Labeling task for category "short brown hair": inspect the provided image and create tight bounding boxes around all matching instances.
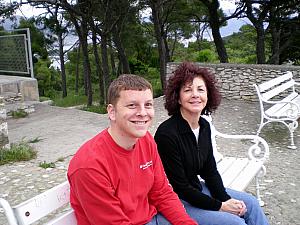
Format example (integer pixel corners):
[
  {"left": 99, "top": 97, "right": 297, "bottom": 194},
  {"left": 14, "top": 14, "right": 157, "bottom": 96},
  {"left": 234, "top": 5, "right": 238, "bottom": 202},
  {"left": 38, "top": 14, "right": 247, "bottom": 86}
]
[
  {"left": 107, "top": 74, "right": 153, "bottom": 105},
  {"left": 164, "top": 62, "right": 221, "bottom": 116}
]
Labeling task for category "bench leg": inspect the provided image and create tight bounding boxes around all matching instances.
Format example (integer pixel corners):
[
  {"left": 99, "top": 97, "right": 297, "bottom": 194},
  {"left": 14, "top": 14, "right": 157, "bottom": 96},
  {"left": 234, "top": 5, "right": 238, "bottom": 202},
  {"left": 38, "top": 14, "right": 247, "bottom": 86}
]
[
  {"left": 287, "top": 121, "right": 298, "bottom": 149},
  {"left": 255, "top": 166, "right": 266, "bottom": 207}
]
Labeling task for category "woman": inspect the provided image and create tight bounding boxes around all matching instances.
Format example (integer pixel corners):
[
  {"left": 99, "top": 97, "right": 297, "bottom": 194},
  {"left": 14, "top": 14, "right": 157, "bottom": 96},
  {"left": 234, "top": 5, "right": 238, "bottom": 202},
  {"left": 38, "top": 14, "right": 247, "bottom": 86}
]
[{"left": 154, "top": 62, "right": 269, "bottom": 225}]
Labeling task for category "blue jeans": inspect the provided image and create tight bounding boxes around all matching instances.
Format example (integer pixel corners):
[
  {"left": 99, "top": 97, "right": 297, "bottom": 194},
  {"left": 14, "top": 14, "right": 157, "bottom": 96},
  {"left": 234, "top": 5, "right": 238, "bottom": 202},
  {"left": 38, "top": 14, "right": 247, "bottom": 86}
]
[
  {"left": 182, "top": 182, "right": 269, "bottom": 225},
  {"left": 145, "top": 213, "right": 171, "bottom": 225}
]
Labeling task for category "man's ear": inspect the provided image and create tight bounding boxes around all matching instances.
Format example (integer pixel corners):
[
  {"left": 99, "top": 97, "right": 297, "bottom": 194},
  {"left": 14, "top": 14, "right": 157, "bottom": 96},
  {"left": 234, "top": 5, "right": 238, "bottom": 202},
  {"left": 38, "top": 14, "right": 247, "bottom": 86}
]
[{"left": 107, "top": 104, "right": 116, "bottom": 121}]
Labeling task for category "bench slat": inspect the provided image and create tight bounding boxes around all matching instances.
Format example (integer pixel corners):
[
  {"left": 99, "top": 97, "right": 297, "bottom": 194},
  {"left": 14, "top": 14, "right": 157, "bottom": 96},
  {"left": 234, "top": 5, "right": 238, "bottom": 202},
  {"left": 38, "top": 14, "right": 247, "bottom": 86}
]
[
  {"left": 261, "top": 80, "right": 295, "bottom": 101},
  {"left": 216, "top": 157, "right": 236, "bottom": 175},
  {"left": 265, "top": 92, "right": 298, "bottom": 117},
  {"left": 228, "top": 160, "right": 264, "bottom": 191},
  {"left": 219, "top": 158, "right": 249, "bottom": 188},
  {"left": 259, "top": 72, "right": 293, "bottom": 92},
  {"left": 45, "top": 210, "right": 76, "bottom": 225},
  {"left": 271, "top": 95, "right": 300, "bottom": 118},
  {"left": 13, "top": 181, "right": 70, "bottom": 225}
]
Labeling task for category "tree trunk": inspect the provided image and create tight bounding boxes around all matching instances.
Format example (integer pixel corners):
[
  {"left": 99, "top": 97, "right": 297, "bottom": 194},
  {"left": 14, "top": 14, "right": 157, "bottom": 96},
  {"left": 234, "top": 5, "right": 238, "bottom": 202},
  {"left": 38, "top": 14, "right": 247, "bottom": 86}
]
[
  {"left": 92, "top": 29, "right": 105, "bottom": 105},
  {"left": 150, "top": 0, "right": 167, "bottom": 90},
  {"left": 58, "top": 33, "right": 67, "bottom": 98},
  {"left": 75, "top": 43, "right": 80, "bottom": 95},
  {"left": 256, "top": 24, "right": 266, "bottom": 64},
  {"left": 112, "top": 26, "right": 130, "bottom": 74},
  {"left": 269, "top": 25, "right": 280, "bottom": 64},
  {"left": 101, "top": 34, "right": 110, "bottom": 104},
  {"left": 205, "top": 0, "right": 228, "bottom": 63},
  {"left": 110, "top": 43, "right": 117, "bottom": 76},
  {"left": 71, "top": 15, "right": 93, "bottom": 106}
]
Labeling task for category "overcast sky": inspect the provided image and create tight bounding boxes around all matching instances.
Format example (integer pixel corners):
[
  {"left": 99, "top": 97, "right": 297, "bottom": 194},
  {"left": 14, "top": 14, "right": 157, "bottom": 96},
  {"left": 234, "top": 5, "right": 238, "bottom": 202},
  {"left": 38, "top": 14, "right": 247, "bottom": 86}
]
[{"left": 7, "top": 0, "right": 237, "bottom": 18}]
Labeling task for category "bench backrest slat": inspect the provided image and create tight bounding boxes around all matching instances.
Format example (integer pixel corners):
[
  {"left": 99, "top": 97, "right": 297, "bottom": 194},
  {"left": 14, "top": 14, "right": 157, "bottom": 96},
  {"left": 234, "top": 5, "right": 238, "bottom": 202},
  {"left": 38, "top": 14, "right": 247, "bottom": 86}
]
[
  {"left": 261, "top": 79, "right": 294, "bottom": 101},
  {"left": 258, "top": 72, "right": 293, "bottom": 92},
  {"left": 13, "top": 181, "right": 70, "bottom": 225},
  {"left": 45, "top": 210, "right": 76, "bottom": 225}
]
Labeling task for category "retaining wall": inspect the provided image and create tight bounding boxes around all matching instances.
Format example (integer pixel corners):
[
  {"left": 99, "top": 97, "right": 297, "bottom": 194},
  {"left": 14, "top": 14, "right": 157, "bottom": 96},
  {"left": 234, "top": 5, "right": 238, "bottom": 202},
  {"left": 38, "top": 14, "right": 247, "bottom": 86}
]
[{"left": 166, "top": 63, "right": 300, "bottom": 101}]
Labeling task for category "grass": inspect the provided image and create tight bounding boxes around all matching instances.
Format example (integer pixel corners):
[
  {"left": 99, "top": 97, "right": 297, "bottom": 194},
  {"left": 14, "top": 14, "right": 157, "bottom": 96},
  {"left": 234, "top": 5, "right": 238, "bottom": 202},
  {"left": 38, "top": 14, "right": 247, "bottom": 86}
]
[
  {"left": 81, "top": 104, "right": 107, "bottom": 114},
  {"left": 39, "top": 161, "right": 56, "bottom": 169},
  {"left": 10, "top": 109, "right": 28, "bottom": 119},
  {"left": 53, "top": 94, "right": 88, "bottom": 107},
  {"left": 0, "top": 141, "right": 37, "bottom": 165},
  {"left": 39, "top": 96, "right": 51, "bottom": 102},
  {"left": 27, "top": 136, "right": 43, "bottom": 143}
]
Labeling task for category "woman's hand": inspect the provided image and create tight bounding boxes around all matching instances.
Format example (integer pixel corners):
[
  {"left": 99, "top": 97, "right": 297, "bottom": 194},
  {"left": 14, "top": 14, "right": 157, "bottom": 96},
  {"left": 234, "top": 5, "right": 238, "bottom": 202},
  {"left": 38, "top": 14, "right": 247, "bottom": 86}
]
[{"left": 220, "top": 198, "right": 247, "bottom": 217}]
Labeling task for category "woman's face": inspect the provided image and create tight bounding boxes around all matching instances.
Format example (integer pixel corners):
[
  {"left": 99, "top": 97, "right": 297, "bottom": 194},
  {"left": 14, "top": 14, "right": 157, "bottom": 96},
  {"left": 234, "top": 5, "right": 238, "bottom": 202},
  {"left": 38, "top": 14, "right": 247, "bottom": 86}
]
[{"left": 179, "top": 76, "right": 208, "bottom": 116}]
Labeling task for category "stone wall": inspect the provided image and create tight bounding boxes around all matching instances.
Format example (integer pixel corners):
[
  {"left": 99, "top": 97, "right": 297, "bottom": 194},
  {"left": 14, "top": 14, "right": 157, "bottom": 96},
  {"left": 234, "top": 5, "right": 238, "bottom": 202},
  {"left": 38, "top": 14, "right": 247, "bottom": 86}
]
[{"left": 166, "top": 62, "right": 300, "bottom": 101}]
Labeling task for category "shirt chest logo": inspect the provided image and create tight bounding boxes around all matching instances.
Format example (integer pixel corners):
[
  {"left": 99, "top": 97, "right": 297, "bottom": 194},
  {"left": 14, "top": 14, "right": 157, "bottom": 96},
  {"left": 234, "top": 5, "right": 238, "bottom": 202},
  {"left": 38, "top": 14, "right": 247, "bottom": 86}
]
[{"left": 139, "top": 160, "right": 153, "bottom": 170}]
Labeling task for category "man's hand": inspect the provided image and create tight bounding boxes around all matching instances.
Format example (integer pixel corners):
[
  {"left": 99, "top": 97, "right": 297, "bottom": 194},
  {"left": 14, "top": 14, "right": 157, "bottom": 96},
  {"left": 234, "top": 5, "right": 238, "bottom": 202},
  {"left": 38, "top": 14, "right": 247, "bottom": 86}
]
[{"left": 220, "top": 198, "right": 247, "bottom": 217}]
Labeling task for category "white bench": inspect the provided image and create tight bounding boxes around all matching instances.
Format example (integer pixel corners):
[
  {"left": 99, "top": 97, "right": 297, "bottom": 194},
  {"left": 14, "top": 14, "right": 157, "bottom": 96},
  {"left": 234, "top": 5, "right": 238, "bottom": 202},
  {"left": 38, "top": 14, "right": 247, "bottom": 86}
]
[
  {"left": 254, "top": 71, "right": 300, "bottom": 149},
  {"left": 0, "top": 120, "right": 270, "bottom": 224},
  {"left": 203, "top": 116, "right": 270, "bottom": 206}
]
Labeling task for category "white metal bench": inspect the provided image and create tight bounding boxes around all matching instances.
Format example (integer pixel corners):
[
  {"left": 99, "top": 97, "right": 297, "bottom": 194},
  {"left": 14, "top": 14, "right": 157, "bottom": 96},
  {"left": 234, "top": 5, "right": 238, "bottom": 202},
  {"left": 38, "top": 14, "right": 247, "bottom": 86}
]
[
  {"left": 0, "top": 118, "right": 270, "bottom": 224},
  {"left": 203, "top": 115, "right": 269, "bottom": 206},
  {"left": 0, "top": 181, "right": 76, "bottom": 225},
  {"left": 254, "top": 71, "right": 300, "bottom": 149}
]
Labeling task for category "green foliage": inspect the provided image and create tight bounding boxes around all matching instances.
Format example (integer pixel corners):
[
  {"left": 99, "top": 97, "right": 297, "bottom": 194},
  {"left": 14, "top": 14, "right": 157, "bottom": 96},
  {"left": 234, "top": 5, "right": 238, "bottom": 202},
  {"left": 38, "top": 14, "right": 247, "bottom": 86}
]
[
  {"left": 39, "top": 96, "right": 51, "bottom": 102},
  {"left": 129, "top": 58, "right": 149, "bottom": 75},
  {"left": 10, "top": 109, "right": 28, "bottom": 118},
  {"left": 17, "top": 18, "right": 52, "bottom": 60},
  {"left": 196, "top": 49, "right": 217, "bottom": 62},
  {"left": 39, "top": 161, "right": 56, "bottom": 169},
  {"left": 224, "top": 25, "right": 257, "bottom": 63},
  {"left": 0, "top": 141, "right": 37, "bottom": 165},
  {"left": 81, "top": 104, "right": 107, "bottom": 114},
  {"left": 52, "top": 93, "right": 88, "bottom": 107},
  {"left": 57, "top": 157, "right": 65, "bottom": 162},
  {"left": 34, "top": 58, "right": 61, "bottom": 97}
]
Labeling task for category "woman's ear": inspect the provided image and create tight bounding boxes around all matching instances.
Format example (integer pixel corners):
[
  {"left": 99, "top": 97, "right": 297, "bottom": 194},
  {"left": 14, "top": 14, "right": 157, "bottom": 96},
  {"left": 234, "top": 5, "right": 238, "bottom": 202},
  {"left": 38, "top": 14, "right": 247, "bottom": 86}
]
[{"left": 107, "top": 104, "right": 115, "bottom": 121}]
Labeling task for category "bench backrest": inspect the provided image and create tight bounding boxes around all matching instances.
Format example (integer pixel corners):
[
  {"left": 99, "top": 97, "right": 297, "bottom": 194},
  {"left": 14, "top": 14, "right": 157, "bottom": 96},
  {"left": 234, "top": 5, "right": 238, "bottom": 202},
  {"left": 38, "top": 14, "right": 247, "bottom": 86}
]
[
  {"left": 202, "top": 115, "right": 223, "bottom": 163},
  {"left": 255, "top": 71, "right": 295, "bottom": 101},
  {"left": 1, "top": 181, "right": 77, "bottom": 225}
]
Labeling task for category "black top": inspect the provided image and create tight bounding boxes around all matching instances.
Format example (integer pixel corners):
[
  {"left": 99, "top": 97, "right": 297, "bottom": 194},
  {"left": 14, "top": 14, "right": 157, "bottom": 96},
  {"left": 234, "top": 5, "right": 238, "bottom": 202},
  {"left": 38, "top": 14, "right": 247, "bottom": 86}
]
[{"left": 154, "top": 112, "right": 231, "bottom": 211}]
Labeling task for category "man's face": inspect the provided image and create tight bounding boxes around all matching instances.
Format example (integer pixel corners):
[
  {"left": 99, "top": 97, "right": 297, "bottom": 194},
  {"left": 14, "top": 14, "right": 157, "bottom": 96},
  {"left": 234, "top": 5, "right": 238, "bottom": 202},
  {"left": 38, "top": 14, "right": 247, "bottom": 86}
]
[{"left": 108, "top": 89, "right": 154, "bottom": 140}]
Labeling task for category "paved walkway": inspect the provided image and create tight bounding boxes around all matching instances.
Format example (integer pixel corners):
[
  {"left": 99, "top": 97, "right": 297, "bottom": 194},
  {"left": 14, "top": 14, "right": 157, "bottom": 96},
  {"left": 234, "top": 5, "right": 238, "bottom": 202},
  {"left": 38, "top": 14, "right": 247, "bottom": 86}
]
[{"left": 0, "top": 97, "right": 299, "bottom": 225}]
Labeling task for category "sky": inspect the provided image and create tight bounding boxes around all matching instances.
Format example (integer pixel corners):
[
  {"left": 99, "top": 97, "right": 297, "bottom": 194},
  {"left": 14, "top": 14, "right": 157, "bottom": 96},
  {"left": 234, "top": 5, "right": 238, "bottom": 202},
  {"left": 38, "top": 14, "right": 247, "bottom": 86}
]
[{"left": 6, "top": 0, "right": 237, "bottom": 18}]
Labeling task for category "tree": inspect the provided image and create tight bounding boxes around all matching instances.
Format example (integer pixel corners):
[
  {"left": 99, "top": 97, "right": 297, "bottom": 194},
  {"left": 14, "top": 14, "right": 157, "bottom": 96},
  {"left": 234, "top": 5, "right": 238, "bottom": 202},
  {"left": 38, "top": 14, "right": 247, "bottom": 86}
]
[{"left": 40, "top": 4, "right": 74, "bottom": 98}]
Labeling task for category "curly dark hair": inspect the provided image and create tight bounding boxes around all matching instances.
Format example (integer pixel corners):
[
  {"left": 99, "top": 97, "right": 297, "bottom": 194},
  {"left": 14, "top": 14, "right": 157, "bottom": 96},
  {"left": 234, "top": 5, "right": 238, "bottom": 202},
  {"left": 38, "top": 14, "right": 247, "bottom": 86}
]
[{"left": 164, "top": 62, "right": 221, "bottom": 116}]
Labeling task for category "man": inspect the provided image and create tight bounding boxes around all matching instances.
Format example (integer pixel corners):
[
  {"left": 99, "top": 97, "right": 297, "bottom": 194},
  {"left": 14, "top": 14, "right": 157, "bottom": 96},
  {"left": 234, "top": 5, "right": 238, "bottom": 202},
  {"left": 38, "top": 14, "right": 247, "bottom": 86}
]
[{"left": 67, "top": 74, "right": 197, "bottom": 225}]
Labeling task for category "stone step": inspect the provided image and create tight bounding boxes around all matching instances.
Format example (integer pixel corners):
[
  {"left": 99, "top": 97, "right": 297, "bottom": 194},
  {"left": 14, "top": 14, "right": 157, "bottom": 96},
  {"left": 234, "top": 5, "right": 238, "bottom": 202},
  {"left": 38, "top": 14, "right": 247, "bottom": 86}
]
[{"left": 5, "top": 101, "right": 38, "bottom": 115}]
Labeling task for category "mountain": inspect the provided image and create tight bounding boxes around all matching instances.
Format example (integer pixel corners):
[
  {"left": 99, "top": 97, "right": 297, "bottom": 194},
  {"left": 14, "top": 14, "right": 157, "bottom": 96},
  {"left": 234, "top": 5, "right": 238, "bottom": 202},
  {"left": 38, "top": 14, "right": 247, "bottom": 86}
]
[{"left": 220, "top": 18, "right": 250, "bottom": 37}]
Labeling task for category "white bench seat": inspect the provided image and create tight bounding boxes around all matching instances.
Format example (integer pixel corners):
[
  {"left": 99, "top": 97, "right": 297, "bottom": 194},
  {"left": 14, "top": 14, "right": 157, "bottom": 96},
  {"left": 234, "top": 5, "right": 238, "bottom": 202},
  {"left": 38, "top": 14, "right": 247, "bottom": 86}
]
[
  {"left": 254, "top": 71, "right": 300, "bottom": 149},
  {"left": 218, "top": 157, "right": 264, "bottom": 191}
]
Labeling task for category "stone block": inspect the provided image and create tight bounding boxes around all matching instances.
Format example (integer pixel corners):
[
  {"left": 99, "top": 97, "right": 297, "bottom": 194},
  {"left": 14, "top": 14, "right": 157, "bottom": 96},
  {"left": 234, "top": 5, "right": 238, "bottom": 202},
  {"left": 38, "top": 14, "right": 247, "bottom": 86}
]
[{"left": 19, "top": 79, "right": 39, "bottom": 101}]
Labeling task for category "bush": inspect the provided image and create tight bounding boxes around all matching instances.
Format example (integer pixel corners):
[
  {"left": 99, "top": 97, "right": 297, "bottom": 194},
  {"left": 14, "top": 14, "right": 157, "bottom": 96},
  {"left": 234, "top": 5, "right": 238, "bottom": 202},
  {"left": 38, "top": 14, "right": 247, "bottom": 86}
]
[
  {"left": 196, "top": 49, "right": 217, "bottom": 62},
  {"left": 0, "top": 141, "right": 37, "bottom": 165}
]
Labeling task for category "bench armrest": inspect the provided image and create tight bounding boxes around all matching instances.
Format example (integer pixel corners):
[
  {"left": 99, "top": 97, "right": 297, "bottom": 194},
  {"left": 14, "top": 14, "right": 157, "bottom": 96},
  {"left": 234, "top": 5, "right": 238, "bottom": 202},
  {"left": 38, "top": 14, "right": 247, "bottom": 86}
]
[
  {"left": 0, "top": 198, "right": 18, "bottom": 225},
  {"left": 214, "top": 129, "right": 270, "bottom": 162}
]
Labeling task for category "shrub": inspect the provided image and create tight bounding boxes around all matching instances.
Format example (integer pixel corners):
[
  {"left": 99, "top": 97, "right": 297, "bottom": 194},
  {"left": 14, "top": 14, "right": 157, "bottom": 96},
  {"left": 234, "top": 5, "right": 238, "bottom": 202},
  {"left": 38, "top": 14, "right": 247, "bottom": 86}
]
[{"left": 0, "top": 141, "right": 37, "bottom": 165}]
